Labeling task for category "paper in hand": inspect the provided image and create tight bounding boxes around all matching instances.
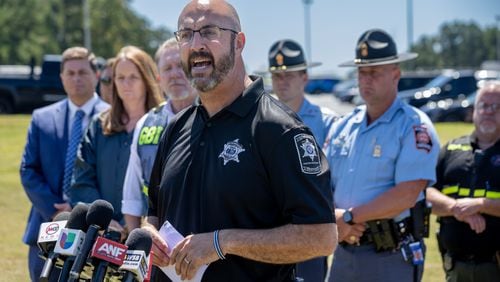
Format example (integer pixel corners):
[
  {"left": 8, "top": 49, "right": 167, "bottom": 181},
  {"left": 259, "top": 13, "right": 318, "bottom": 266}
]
[{"left": 158, "top": 221, "right": 208, "bottom": 282}]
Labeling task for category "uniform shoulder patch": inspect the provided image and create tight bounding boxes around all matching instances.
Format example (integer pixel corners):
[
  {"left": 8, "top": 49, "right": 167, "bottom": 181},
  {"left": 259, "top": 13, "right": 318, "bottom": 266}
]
[
  {"left": 413, "top": 125, "right": 432, "bottom": 152},
  {"left": 294, "top": 133, "right": 321, "bottom": 174}
]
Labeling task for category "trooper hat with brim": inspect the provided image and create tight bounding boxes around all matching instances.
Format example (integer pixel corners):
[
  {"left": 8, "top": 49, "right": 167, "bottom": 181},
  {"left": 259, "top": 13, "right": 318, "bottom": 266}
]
[
  {"left": 339, "top": 29, "right": 418, "bottom": 67},
  {"left": 268, "top": 39, "right": 321, "bottom": 73}
]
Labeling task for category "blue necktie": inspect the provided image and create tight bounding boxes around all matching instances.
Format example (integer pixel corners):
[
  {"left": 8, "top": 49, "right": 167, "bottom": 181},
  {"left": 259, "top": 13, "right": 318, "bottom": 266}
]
[{"left": 62, "top": 109, "right": 85, "bottom": 200}]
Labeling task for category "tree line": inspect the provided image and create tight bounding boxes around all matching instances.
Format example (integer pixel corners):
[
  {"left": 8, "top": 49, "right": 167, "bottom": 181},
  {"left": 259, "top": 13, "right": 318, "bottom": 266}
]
[
  {"left": 407, "top": 21, "right": 498, "bottom": 70},
  {"left": 0, "top": 1, "right": 498, "bottom": 70},
  {"left": 0, "top": 0, "right": 172, "bottom": 65}
]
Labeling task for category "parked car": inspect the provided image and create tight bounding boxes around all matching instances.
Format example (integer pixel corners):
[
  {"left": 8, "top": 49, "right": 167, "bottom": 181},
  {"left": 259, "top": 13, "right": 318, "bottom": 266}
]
[
  {"left": 332, "top": 78, "right": 358, "bottom": 102},
  {"left": 398, "top": 71, "right": 437, "bottom": 91},
  {"left": 399, "top": 69, "right": 477, "bottom": 108},
  {"left": 421, "top": 90, "right": 475, "bottom": 122},
  {"left": 0, "top": 55, "right": 64, "bottom": 113},
  {"left": 304, "top": 75, "right": 341, "bottom": 94},
  {"left": 475, "top": 69, "right": 500, "bottom": 87}
]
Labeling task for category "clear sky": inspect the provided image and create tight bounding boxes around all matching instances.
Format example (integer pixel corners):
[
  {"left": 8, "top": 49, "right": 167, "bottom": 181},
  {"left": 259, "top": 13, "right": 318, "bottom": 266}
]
[{"left": 131, "top": 0, "right": 500, "bottom": 78}]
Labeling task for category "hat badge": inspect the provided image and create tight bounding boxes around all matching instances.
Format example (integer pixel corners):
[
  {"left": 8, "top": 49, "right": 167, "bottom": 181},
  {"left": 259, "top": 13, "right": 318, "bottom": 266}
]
[
  {"left": 360, "top": 43, "right": 368, "bottom": 57},
  {"left": 275, "top": 53, "right": 284, "bottom": 66}
]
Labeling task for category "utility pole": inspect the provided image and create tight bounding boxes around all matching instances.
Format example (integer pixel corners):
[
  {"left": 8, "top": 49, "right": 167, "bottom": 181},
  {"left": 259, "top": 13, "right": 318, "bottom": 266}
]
[
  {"left": 406, "top": 0, "right": 414, "bottom": 52},
  {"left": 496, "top": 15, "right": 500, "bottom": 61},
  {"left": 303, "top": 0, "right": 313, "bottom": 62},
  {"left": 83, "top": 0, "right": 91, "bottom": 50},
  {"left": 406, "top": 0, "right": 414, "bottom": 69}
]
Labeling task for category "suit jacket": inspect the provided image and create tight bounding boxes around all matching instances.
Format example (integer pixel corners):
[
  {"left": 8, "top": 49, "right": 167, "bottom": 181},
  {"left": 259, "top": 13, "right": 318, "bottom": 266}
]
[{"left": 20, "top": 98, "right": 109, "bottom": 245}]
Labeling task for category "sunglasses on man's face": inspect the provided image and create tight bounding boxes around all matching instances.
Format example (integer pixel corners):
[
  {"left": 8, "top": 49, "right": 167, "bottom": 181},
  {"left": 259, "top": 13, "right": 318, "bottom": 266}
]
[{"left": 100, "top": 77, "right": 112, "bottom": 85}]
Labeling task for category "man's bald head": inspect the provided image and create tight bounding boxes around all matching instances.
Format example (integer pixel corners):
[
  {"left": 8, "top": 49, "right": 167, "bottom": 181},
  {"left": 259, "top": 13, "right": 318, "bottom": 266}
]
[{"left": 178, "top": 0, "right": 241, "bottom": 31}]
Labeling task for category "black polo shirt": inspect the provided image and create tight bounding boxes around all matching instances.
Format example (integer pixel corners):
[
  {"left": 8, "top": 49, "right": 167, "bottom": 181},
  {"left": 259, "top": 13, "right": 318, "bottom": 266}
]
[
  {"left": 148, "top": 76, "right": 334, "bottom": 281},
  {"left": 434, "top": 134, "right": 500, "bottom": 257}
]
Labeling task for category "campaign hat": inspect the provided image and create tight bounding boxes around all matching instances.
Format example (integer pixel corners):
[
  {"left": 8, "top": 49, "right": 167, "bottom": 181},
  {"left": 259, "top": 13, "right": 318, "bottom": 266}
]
[
  {"left": 339, "top": 29, "right": 418, "bottom": 67},
  {"left": 268, "top": 39, "right": 321, "bottom": 73}
]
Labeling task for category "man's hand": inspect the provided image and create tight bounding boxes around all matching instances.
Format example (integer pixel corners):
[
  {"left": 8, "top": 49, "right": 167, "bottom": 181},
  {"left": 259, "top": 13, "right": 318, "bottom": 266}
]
[
  {"left": 462, "top": 213, "right": 486, "bottom": 234},
  {"left": 142, "top": 225, "right": 170, "bottom": 267},
  {"left": 169, "top": 232, "right": 219, "bottom": 280},
  {"left": 335, "top": 209, "right": 366, "bottom": 244},
  {"left": 53, "top": 202, "right": 71, "bottom": 219},
  {"left": 453, "top": 198, "right": 483, "bottom": 219},
  {"left": 342, "top": 223, "right": 366, "bottom": 245}
]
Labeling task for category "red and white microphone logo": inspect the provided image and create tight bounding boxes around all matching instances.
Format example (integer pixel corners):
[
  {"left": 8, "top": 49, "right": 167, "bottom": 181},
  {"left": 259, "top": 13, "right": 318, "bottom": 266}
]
[
  {"left": 91, "top": 237, "right": 128, "bottom": 266},
  {"left": 45, "top": 223, "right": 60, "bottom": 235}
]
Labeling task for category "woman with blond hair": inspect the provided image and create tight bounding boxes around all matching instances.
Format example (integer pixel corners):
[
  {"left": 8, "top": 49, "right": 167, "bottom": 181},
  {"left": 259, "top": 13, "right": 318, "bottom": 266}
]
[{"left": 71, "top": 46, "right": 163, "bottom": 234}]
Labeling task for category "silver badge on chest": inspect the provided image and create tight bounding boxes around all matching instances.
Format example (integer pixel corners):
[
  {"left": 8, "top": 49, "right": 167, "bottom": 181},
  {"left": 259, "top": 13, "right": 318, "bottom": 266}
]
[{"left": 219, "top": 139, "right": 246, "bottom": 166}]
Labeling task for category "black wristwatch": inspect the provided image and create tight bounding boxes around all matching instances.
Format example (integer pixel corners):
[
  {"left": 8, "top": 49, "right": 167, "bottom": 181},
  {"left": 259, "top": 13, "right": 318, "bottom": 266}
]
[{"left": 343, "top": 210, "right": 355, "bottom": 225}]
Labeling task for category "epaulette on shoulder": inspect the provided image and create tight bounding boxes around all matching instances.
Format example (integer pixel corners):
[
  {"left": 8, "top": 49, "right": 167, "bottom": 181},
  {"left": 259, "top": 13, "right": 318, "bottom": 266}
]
[
  {"left": 449, "top": 135, "right": 471, "bottom": 145},
  {"left": 152, "top": 101, "right": 168, "bottom": 113},
  {"left": 400, "top": 103, "right": 429, "bottom": 124}
]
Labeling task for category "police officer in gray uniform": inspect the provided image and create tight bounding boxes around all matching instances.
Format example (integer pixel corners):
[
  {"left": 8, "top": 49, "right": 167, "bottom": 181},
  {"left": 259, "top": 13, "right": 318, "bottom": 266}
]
[{"left": 324, "top": 29, "right": 440, "bottom": 282}]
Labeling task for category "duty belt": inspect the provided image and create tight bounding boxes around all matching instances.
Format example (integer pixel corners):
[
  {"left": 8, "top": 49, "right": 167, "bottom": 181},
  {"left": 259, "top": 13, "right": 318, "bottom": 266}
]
[
  {"left": 339, "top": 233, "right": 373, "bottom": 247},
  {"left": 446, "top": 252, "right": 498, "bottom": 264},
  {"left": 340, "top": 218, "right": 413, "bottom": 252}
]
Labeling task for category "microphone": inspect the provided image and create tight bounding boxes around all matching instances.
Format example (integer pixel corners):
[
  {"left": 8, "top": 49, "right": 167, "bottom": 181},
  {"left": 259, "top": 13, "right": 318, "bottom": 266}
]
[
  {"left": 89, "top": 231, "right": 128, "bottom": 282},
  {"left": 119, "top": 229, "right": 153, "bottom": 282},
  {"left": 68, "top": 199, "right": 114, "bottom": 282},
  {"left": 37, "top": 212, "right": 69, "bottom": 256},
  {"left": 38, "top": 212, "right": 70, "bottom": 282},
  {"left": 55, "top": 203, "right": 90, "bottom": 282},
  {"left": 54, "top": 211, "right": 71, "bottom": 221}
]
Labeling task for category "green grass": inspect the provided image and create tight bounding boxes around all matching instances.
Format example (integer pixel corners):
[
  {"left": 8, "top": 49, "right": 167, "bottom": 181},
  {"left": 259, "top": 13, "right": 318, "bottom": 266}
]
[
  {"left": 0, "top": 116, "right": 474, "bottom": 282},
  {"left": 0, "top": 115, "right": 31, "bottom": 282}
]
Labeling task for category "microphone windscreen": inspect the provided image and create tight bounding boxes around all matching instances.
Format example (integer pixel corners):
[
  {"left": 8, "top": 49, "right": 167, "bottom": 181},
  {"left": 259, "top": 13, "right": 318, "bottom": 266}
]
[
  {"left": 125, "top": 229, "right": 153, "bottom": 256},
  {"left": 86, "top": 199, "right": 114, "bottom": 229},
  {"left": 53, "top": 211, "right": 71, "bottom": 221},
  {"left": 66, "top": 203, "right": 90, "bottom": 231}
]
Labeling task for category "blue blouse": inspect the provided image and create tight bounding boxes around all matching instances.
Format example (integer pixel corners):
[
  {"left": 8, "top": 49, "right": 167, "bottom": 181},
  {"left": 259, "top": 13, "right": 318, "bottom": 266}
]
[{"left": 70, "top": 113, "right": 133, "bottom": 223}]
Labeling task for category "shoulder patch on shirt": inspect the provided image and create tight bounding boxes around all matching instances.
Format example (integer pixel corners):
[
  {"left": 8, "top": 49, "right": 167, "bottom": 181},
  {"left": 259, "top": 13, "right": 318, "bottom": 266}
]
[
  {"left": 294, "top": 133, "right": 321, "bottom": 174},
  {"left": 219, "top": 139, "right": 246, "bottom": 166},
  {"left": 413, "top": 125, "right": 432, "bottom": 152}
]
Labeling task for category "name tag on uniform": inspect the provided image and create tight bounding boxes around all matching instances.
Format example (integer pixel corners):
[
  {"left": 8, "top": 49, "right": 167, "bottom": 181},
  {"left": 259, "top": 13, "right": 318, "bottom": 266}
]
[{"left": 373, "top": 144, "right": 381, "bottom": 158}]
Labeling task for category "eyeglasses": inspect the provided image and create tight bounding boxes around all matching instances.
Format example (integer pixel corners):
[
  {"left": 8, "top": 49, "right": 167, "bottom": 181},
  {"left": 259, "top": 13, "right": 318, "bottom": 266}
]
[
  {"left": 477, "top": 102, "right": 500, "bottom": 113},
  {"left": 174, "top": 26, "right": 238, "bottom": 43},
  {"left": 100, "top": 77, "right": 112, "bottom": 85}
]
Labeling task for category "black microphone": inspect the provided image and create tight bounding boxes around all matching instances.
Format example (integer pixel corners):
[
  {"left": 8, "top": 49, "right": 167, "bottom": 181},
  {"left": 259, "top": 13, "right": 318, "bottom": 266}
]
[
  {"left": 120, "top": 229, "right": 153, "bottom": 282},
  {"left": 68, "top": 199, "right": 114, "bottom": 282},
  {"left": 38, "top": 211, "right": 70, "bottom": 282},
  {"left": 56, "top": 203, "right": 90, "bottom": 282}
]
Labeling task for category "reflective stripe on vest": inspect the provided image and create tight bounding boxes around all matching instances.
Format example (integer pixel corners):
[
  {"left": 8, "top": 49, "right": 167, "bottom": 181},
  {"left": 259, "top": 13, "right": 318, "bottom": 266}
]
[
  {"left": 446, "top": 143, "right": 472, "bottom": 151},
  {"left": 442, "top": 185, "right": 500, "bottom": 199},
  {"left": 442, "top": 185, "right": 459, "bottom": 195}
]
